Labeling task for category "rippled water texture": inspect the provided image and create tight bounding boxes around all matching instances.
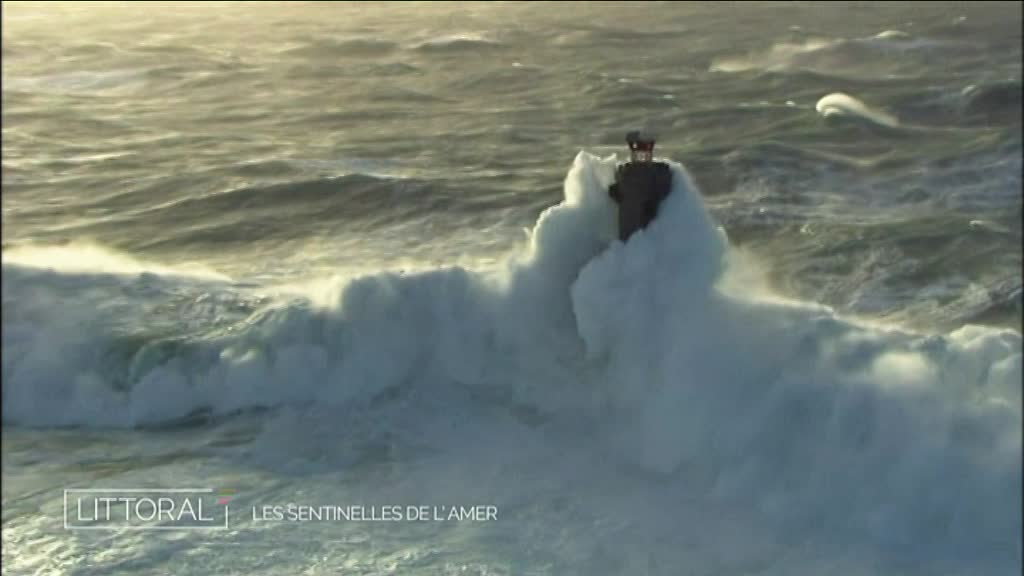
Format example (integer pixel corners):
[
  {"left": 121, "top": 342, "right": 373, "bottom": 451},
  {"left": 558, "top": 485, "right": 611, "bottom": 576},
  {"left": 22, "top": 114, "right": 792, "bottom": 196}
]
[{"left": 2, "top": 2, "right": 1021, "bottom": 575}]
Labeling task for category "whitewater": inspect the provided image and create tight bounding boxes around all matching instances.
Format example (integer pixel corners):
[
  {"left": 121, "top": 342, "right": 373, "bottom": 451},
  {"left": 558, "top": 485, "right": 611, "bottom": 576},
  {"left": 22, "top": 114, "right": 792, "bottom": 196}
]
[{"left": 3, "top": 152, "right": 1019, "bottom": 574}]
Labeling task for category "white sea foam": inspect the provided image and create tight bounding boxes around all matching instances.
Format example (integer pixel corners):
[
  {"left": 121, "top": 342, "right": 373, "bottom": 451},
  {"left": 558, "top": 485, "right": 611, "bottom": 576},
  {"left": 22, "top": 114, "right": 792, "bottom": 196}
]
[
  {"left": 710, "top": 31, "right": 948, "bottom": 77},
  {"left": 2, "top": 153, "right": 1019, "bottom": 569},
  {"left": 411, "top": 33, "right": 501, "bottom": 52},
  {"left": 710, "top": 38, "right": 840, "bottom": 73},
  {"left": 1, "top": 243, "right": 231, "bottom": 281},
  {"left": 816, "top": 92, "right": 900, "bottom": 128}
]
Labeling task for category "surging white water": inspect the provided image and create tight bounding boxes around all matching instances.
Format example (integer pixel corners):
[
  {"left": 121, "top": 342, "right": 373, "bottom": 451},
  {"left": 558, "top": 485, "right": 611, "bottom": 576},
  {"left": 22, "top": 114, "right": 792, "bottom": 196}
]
[{"left": 2, "top": 152, "right": 1020, "bottom": 573}]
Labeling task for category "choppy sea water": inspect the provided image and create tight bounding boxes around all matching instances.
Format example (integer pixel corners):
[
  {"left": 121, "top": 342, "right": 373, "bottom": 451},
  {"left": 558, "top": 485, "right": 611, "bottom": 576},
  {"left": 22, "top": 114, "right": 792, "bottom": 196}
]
[{"left": 2, "top": 2, "right": 1021, "bottom": 575}]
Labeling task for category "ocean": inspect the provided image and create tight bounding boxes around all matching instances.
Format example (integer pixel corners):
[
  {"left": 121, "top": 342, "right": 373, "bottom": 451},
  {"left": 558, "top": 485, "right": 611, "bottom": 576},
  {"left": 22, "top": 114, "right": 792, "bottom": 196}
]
[{"left": 2, "top": 1, "right": 1021, "bottom": 574}]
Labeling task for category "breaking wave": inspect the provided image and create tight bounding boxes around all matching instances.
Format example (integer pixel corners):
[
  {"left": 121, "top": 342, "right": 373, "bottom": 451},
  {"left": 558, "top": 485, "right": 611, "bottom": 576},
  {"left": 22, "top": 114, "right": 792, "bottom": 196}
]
[
  {"left": 411, "top": 33, "right": 502, "bottom": 53},
  {"left": 816, "top": 92, "right": 900, "bottom": 128},
  {"left": 710, "top": 30, "right": 966, "bottom": 78},
  {"left": 2, "top": 153, "right": 1020, "bottom": 569}
]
